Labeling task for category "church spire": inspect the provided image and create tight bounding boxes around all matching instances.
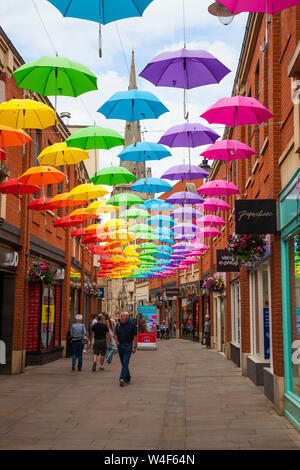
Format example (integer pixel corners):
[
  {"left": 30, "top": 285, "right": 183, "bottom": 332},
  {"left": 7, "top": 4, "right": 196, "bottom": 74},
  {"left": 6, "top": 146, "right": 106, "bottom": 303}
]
[{"left": 128, "top": 49, "right": 137, "bottom": 91}]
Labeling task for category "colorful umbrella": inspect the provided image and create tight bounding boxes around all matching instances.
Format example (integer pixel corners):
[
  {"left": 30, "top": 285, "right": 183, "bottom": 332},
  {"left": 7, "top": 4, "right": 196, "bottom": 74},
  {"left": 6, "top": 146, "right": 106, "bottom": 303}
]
[
  {"left": 118, "top": 142, "right": 171, "bottom": 162},
  {"left": 53, "top": 216, "right": 83, "bottom": 228},
  {"left": 200, "top": 140, "right": 256, "bottom": 161},
  {"left": 98, "top": 90, "right": 169, "bottom": 122},
  {"left": 70, "top": 228, "right": 85, "bottom": 238},
  {"left": 119, "top": 207, "right": 149, "bottom": 219},
  {"left": 136, "top": 242, "right": 158, "bottom": 250},
  {"left": 88, "top": 201, "right": 119, "bottom": 214},
  {"left": 0, "top": 99, "right": 55, "bottom": 129},
  {"left": 50, "top": 192, "right": 86, "bottom": 208},
  {"left": 0, "top": 179, "right": 41, "bottom": 195},
  {"left": 197, "top": 180, "right": 240, "bottom": 197},
  {"left": 67, "top": 183, "right": 108, "bottom": 201},
  {"left": 165, "top": 191, "right": 204, "bottom": 205},
  {"left": 196, "top": 215, "right": 226, "bottom": 227},
  {"left": 107, "top": 193, "right": 144, "bottom": 207},
  {"left": 158, "top": 123, "right": 220, "bottom": 148},
  {"left": 69, "top": 208, "right": 90, "bottom": 220},
  {"left": 196, "top": 227, "right": 221, "bottom": 237},
  {"left": 129, "top": 224, "right": 154, "bottom": 233},
  {"left": 174, "top": 223, "right": 200, "bottom": 234},
  {"left": 28, "top": 198, "right": 56, "bottom": 211},
  {"left": 170, "top": 207, "right": 203, "bottom": 220},
  {"left": 89, "top": 166, "right": 136, "bottom": 186},
  {"left": 195, "top": 197, "right": 231, "bottom": 212},
  {"left": 218, "top": 0, "right": 298, "bottom": 14},
  {"left": 66, "top": 126, "right": 124, "bottom": 150},
  {"left": 153, "top": 227, "right": 175, "bottom": 237},
  {"left": 38, "top": 142, "right": 89, "bottom": 166},
  {"left": 0, "top": 149, "right": 6, "bottom": 160},
  {"left": 161, "top": 164, "right": 208, "bottom": 181},
  {"left": 131, "top": 177, "right": 172, "bottom": 194},
  {"left": 0, "top": 125, "right": 32, "bottom": 147},
  {"left": 147, "top": 215, "right": 175, "bottom": 227},
  {"left": 18, "top": 166, "right": 66, "bottom": 186}
]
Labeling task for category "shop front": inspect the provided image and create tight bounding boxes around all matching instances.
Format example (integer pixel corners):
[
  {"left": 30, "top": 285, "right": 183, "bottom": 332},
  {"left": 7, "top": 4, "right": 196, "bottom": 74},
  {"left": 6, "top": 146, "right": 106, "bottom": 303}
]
[
  {"left": 230, "top": 277, "right": 241, "bottom": 367},
  {"left": 280, "top": 169, "right": 300, "bottom": 432},
  {"left": 179, "top": 282, "right": 200, "bottom": 342}
]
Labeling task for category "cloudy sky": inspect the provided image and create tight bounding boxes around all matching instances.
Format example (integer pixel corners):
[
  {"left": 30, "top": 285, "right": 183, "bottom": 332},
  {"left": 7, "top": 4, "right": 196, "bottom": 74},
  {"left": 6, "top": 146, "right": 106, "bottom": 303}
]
[{"left": 1, "top": 0, "right": 248, "bottom": 179}]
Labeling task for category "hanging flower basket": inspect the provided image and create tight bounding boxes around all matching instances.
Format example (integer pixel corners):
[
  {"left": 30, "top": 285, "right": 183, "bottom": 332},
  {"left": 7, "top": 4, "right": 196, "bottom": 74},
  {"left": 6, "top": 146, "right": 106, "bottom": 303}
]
[
  {"left": 85, "top": 282, "right": 99, "bottom": 297},
  {"left": 227, "top": 233, "right": 266, "bottom": 267},
  {"left": 203, "top": 277, "right": 224, "bottom": 293},
  {"left": 27, "top": 260, "right": 56, "bottom": 286},
  {"left": 187, "top": 292, "right": 198, "bottom": 302}
]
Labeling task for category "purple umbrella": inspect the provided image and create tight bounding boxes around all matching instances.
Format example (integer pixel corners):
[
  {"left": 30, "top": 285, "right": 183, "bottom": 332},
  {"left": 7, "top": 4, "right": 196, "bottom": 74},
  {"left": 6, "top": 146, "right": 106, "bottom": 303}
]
[
  {"left": 174, "top": 223, "right": 200, "bottom": 234},
  {"left": 170, "top": 207, "right": 203, "bottom": 220},
  {"left": 139, "top": 48, "right": 230, "bottom": 119},
  {"left": 161, "top": 164, "right": 208, "bottom": 181},
  {"left": 166, "top": 191, "right": 204, "bottom": 205},
  {"left": 158, "top": 123, "right": 220, "bottom": 148}
]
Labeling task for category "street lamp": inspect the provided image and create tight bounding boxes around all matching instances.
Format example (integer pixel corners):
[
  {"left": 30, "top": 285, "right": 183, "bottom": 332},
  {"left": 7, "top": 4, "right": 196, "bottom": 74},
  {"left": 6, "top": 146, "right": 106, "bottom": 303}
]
[
  {"left": 208, "top": 2, "right": 240, "bottom": 26},
  {"left": 200, "top": 157, "right": 211, "bottom": 173}
]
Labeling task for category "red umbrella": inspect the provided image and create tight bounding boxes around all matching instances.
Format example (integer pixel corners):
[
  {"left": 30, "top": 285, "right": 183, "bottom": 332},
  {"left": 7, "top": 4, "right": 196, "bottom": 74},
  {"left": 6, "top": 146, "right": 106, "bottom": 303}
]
[
  {"left": 53, "top": 217, "right": 83, "bottom": 228},
  {"left": 0, "top": 178, "right": 41, "bottom": 195},
  {"left": 88, "top": 246, "right": 108, "bottom": 256},
  {"left": 28, "top": 198, "right": 56, "bottom": 211},
  {"left": 82, "top": 235, "right": 103, "bottom": 245},
  {"left": 70, "top": 228, "right": 85, "bottom": 237},
  {"left": 0, "top": 149, "right": 6, "bottom": 161}
]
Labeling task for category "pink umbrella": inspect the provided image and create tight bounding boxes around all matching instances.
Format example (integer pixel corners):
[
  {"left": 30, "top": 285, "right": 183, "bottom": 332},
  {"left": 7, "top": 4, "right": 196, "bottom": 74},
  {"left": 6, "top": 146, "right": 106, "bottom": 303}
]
[
  {"left": 191, "top": 241, "right": 209, "bottom": 250},
  {"left": 197, "top": 227, "right": 221, "bottom": 237},
  {"left": 200, "top": 140, "right": 256, "bottom": 161},
  {"left": 183, "top": 257, "right": 199, "bottom": 265},
  {"left": 195, "top": 197, "right": 231, "bottom": 212},
  {"left": 196, "top": 215, "right": 226, "bottom": 227},
  {"left": 197, "top": 180, "right": 240, "bottom": 196},
  {"left": 188, "top": 249, "right": 205, "bottom": 256}
]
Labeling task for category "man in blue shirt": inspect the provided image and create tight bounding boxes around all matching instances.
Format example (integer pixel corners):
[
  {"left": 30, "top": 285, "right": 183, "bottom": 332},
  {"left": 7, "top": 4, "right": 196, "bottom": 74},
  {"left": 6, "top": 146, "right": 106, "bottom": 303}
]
[{"left": 116, "top": 311, "right": 137, "bottom": 387}]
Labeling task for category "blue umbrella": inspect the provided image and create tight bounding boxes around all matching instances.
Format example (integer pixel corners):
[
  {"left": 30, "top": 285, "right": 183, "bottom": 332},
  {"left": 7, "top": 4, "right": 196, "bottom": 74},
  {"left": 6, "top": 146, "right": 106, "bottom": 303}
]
[
  {"left": 155, "top": 259, "right": 171, "bottom": 265},
  {"left": 98, "top": 90, "right": 169, "bottom": 122},
  {"left": 147, "top": 215, "right": 175, "bottom": 227},
  {"left": 156, "top": 245, "right": 174, "bottom": 253},
  {"left": 158, "top": 237, "right": 174, "bottom": 244},
  {"left": 154, "top": 227, "right": 175, "bottom": 237},
  {"left": 131, "top": 177, "right": 172, "bottom": 194},
  {"left": 47, "top": 0, "right": 154, "bottom": 57},
  {"left": 118, "top": 142, "right": 171, "bottom": 162},
  {"left": 143, "top": 199, "right": 174, "bottom": 211},
  {"left": 154, "top": 252, "right": 172, "bottom": 260}
]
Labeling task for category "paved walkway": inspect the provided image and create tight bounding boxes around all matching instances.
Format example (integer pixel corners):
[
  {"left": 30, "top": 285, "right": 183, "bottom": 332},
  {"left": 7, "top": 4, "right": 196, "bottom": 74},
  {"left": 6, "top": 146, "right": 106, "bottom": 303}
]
[{"left": 0, "top": 339, "right": 300, "bottom": 450}]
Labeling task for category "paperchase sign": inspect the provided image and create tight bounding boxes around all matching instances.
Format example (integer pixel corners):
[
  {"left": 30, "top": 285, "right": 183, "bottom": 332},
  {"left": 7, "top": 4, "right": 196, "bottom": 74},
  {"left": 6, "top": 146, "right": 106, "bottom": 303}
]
[
  {"left": 235, "top": 199, "right": 277, "bottom": 234},
  {"left": 217, "top": 249, "right": 240, "bottom": 272}
]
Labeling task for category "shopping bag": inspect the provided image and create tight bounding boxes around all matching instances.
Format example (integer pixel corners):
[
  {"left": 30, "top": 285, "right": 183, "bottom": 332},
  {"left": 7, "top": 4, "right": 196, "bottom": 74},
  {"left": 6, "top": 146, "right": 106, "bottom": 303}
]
[{"left": 106, "top": 348, "right": 116, "bottom": 364}]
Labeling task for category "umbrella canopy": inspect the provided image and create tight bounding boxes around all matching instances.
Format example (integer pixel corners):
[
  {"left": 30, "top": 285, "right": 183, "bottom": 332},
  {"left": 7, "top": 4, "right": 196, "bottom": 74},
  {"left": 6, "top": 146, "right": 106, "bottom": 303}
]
[
  {"left": 134, "top": 232, "right": 159, "bottom": 241},
  {"left": 98, "top": 90, "right": 169, "bottom": 122},
  {"left": 67, "top": 183, "right": 108, "bottom": 200},
  {"left": 118, "top": 142, "right": 171, "bottom": 162},
  {"left": 154, "top": 227, "right": 175, "bottom": 237},
  {"left": 139, "top": 48, "right": 230, "bottom": 89},
  {"left": 147, "top": 215, "right": 175, "bottom": 227},
  {"left": 196, "top": 227, "right": 221, "bottom": 237},
  {"left": 0, "top": 149, "right": 6, "bottom": 161},
  {"left": 119, "top": 207, "right": 149, "bottom": 219},
  {"left": 27, "top": 198, "right": 55, "bottom": 211},
  {"left": 218, "top": 0, "right": 298, "bottom": 14},
  {"left": 70, "top": 228, "right": 85, "bottom": 238},
  {"left": 12, "top": 56, "right": 98, "bottom": 97},
  {"left": 170, "top": 207, "right": 203, "bottom": 220},
  {"left": 18, "top": 166, "right": 66, "bottom": 186},
  {"left": 69, "top": 208, "right": 90, "bottom": 220},
  {"left": 107, "top": 193, "right": 144, "bottom": 207},
  {"left": 50, "top": 192, "right": 85, "bottom": 208},
  {"left": 0, "top": 125, "right": 32, "bottom": 147},
  {"left": 0, "top": 178, "right": 41, "bottom": 195},
  {"left": 47, "top": 0, "right": 154, "bottom": 24},
  {"left": 66, "top": 126, "right": 124, "bottom": 150},
  {"left": 197, "top": 180, "right": 240, "bottom": 197},
  {"left": 200, "top": 96, "right": 273, "bottom": 127},
  {"left": 38, "top": 142, "right": 89, "bottom": 166},
  {"left": 156, "top": 245, "right": 174, "bottom": 253},
  {"left": 89, "top": 166, "right": 136, "bottom": 186},
  {"left": 143, "top": 198, "right": 166, "bottom": 209},
  {"left": 104, "top": 219, "right": 128, "bottom": 231},
  {"left": 136, "top": 242, "right": 158, "bottom": 250},
  {"left": 166, "top": 191, "right": 204, "bottom": 205},
  {"left": 129, "top": 224, "right": 154, "bottom": 233},
  {"left": 196, "top": 215, "right": 226, "bottom": 227},
  {"left": 174, "top": 223, "right": 200, "bottom": 234},
  {"left": 161, "top": 164, "right": 208, "bottom": 181},
  {"left": 158, "top": 123, "right": 220, "bottom": 148},
  {"left": 195, "top": 197, "right": 231, "bottom": 212},
  {"left": 0, "top": 99, "right": 55, "bottom": 129},
  {"left": 200, "top": 140, "right": 256, "bottom": 161},
  {"left": 131, "top": 177, "right": 172, "bottom": 194},
  {"left": 53, "top": 216, "right": 83, "bottom": 228},
  {"left": 88, "top": 201, "right": 119, "bottom": 214}
]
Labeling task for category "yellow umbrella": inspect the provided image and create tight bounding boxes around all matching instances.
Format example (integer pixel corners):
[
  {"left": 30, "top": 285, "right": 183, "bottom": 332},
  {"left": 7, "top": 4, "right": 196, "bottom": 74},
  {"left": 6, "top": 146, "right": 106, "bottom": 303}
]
[
  {"left": 69, "top": 208, "right": 90, "bottom": 220},
  {"left": 37, "top": 142, "right": 89, "bottom": 166},
  {"left": 18, "top": 165, "right": 66, "bottom": 186},
  {"left": 50, "top": 192, "right": 86, "bottom": 208},
  {"left": 0, "top": 99, "right": 55, "bottom": 129},
  {"left": 122, "top": 246, "right": 140, "bottom": 257},
  {"left": 84, "top": 223, "right": 105, "bottom": 234},
  {"left": 104, "top": 219, "right": 128, "bottom": 231},
  {"left": 67, "top": 183, "right": 108, "bottom": 201}
]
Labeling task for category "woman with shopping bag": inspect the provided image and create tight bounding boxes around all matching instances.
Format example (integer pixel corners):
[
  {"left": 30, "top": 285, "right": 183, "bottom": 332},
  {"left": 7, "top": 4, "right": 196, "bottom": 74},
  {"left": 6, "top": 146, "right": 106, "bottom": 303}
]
[{"left": 104, "top": 314, "right": 118, "bottom": 364}]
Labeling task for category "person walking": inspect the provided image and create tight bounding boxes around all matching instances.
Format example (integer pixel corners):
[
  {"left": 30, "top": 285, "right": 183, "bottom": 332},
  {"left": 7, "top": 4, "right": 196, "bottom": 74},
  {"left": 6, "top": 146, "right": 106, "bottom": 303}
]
[
  {"left": 204, "top": 315, "right": 211, "bottom": 349},
  {"left": 91, "top": 314, "right": 110, "bottom": 371},
  {"left": 116, "top": 311, "right": 137, "bottom": 387},
  {"left": 104, "top": 313, "right": 117, "bottom": 364},
  {"left": 84, "top": 314, "right": 97, "bottom": 353},
  {"left": 70, "top": 314, "right": 87, "bottom": 371}
]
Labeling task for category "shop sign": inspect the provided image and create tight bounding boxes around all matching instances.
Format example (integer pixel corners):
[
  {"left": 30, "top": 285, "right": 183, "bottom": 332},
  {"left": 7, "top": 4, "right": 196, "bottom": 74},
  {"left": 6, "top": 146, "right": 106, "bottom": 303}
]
[
  {"left": 165, "top": 288, "right": 179, "bottom": 298},
  {"left": 137, "top": 305, "right": 157, "bottom": 350},
  {"left": 235, "top": 199, "right": 277, "bottom": 234},
  {"left": 0, "top": 245, "right": 18, "bottom": 268},
  {"left": 216, "top": 249, "right": 240, "bottom": 272},
  {"left": 98, "top": 288, "right": 104, "bottom": 299}
]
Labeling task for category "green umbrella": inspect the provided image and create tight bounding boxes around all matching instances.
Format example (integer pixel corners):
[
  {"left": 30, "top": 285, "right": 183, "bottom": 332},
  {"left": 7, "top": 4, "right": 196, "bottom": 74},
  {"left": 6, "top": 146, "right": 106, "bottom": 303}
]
[
  {"left": 129, "top": 224, "right": 154, "bottom": 233},
  {"left": 90, "top": 166, "right": 136, "bottom": 186},
  {"left": 12, "top": 56, "right": 98, "bottom": 123},
  {"left": 66, "top": 126, "right": 124, "bottom": 150},
  {"left": 139, "top": 249, "right": 159, "bottom": 256},
  {"left": 134, "top": 232, "right": 159, "bottom": 241},
  {"left": 139, "top": 255, "right": 157, "bottom": 263},
  {"left": 107, "top": 193, "right": 144, "bottom": 207},
  {"left": 136, "top": 242, "right": 158, "bottom": 250},
  {"left": 119, "top": 207, "right": 149, "bottom": 219}
]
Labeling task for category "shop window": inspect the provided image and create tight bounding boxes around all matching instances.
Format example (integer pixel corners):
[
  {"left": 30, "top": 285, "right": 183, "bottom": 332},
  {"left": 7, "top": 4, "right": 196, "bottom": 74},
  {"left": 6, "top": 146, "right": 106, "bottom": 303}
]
[
  {"left": 289, "top": 234, "right": 300, "bottom": 398},
  {"left": 250, "top": 262, "right": 271, "bottom": 361},
  {"left": 231, "top": 280, "right": 241, "bottom": 346}
]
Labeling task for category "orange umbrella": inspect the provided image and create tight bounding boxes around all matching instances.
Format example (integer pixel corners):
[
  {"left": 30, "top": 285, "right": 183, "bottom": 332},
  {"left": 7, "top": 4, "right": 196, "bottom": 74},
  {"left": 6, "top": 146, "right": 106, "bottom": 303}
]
[
  {"left": 18, "top": 165, "right": 66, "bottom": 186},
  {"left": 0, "top": 125, "right": 32, "bottom": 147},
  {"left": 69, "top": 208, "right": 90, "bottom": 221},
  {"left": 84, "top": 223, "right": 105, "bottom": 235},
  {"left": 50, "top": 192, "right": 86, "bottom": 208}
]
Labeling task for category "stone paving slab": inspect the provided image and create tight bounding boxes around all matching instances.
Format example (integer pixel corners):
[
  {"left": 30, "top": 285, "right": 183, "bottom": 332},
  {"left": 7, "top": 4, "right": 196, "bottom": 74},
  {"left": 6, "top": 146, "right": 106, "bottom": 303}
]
[{"left": 0, "top": 339, "right": 299, "bottom": 450}]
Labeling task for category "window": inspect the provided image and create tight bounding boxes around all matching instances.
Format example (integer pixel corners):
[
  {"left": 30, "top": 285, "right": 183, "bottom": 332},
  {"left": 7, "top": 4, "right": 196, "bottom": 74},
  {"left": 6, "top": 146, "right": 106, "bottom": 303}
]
[
  {"left": 231, "top": 280, "right": 241, "bottom": 346},
  {"left": 34, "top": 130, "right": 41, "bottom": 166},
  {"left": 289, "top": 234, "right": 300, "bottom": 398}
]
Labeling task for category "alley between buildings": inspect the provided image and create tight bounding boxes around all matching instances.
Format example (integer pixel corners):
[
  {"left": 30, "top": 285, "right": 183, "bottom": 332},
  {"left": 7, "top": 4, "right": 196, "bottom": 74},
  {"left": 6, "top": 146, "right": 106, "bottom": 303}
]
[{"left": 0, "top": 339, "right": 299, "bottom": 450}]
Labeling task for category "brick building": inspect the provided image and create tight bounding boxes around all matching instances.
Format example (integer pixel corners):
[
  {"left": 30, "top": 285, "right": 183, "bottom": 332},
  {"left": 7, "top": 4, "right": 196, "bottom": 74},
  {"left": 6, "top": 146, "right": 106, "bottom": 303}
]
[{"left": 0, "top": 26, "right": 98, "bottom": 374}]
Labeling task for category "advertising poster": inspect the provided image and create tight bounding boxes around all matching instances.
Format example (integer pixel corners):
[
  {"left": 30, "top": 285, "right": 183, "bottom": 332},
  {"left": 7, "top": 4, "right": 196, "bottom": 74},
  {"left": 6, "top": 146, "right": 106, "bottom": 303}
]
[
  {"left": 137, "top": 305, "right": 157, "bottom": 350},
  {"left": 40, "top": 286, "right": 55, "bottom": 350},
  {"left": 264, "top": 307, "right": 270, "bottom": 360},
  {"left": 26, "top": 282, "right": 41, "bottom": 351}
]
